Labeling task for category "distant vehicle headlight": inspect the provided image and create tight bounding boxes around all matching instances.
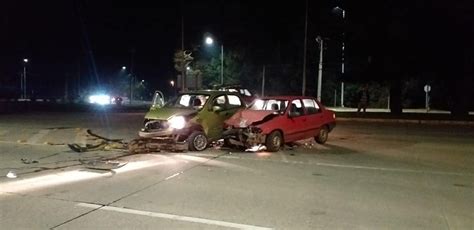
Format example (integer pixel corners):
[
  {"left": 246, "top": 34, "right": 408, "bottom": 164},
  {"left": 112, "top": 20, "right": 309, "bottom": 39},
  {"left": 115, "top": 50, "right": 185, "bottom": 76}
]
[
  {"left": 89, "top": 94, "right": 111, "bottom": 105},
  {"left": 168, "top": 116, "right": 186, "bottom": 129}
]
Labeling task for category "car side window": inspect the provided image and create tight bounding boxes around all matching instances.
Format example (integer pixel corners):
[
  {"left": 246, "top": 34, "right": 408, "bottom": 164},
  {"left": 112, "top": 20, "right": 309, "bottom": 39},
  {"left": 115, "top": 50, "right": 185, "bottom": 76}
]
[
  {"left": 227, "top": 95, "right": 242, "bottom": 109},
  {"left": 243, "top": 89, "right": 252, "bottom": 96},
  {"left": 290, "top": 99, "right": 304, "bottom": 116},
  {"left": 302, "top": 99, "right": 320, "bottom": 114},
  {"left": 212, "top": 95, "right": 226, "bottom": 109}
]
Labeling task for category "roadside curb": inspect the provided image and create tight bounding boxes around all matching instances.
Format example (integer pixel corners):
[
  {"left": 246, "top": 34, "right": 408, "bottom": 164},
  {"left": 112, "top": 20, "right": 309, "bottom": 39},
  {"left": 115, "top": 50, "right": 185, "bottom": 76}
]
[{"left": 336, "top": 117, "right": 474, "bottom": 126}]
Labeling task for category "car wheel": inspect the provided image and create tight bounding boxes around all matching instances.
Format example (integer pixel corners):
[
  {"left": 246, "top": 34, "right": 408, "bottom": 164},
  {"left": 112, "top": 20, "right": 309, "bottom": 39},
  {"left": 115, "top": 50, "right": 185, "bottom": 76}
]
[
  {"left": 315, "top": 126, "right": 329, "bottom": 144},
  {"left": 188, "top": 131, "right": 208, "bottom": 151},
  {"left": 266, "top": 130, "right": 282, "bottom": 152}
]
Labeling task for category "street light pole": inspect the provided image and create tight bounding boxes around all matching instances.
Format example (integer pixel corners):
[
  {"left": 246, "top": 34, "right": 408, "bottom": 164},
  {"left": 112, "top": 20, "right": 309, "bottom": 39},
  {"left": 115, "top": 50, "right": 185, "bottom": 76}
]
[
  {"left": 302, "top": 0, "right": 308, "bottom": 96},
  {"left": 205, "top": 36, "right": 223, "bottom": 86},
  {"left": 316, "top": 36, "right": 324, "bottom": 102},
  {"left": 23, "top": 58, "right": 28, "bottom": 99},
  {"left": 340, "top": 8, "right": 346, "bottom": 107}
]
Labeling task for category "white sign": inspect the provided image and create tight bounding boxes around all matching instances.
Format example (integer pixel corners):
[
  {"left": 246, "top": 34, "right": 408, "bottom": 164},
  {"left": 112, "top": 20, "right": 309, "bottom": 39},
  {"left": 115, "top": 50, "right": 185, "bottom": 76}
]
[{"left": 424, "top": 85, "right": 431, "bottom": 93}]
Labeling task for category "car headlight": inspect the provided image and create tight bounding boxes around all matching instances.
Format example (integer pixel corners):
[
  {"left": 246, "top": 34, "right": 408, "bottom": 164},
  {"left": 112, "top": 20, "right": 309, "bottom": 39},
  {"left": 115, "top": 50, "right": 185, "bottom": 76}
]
[{"left": 168, "top": 116, "right": 186, "bottom": 129}]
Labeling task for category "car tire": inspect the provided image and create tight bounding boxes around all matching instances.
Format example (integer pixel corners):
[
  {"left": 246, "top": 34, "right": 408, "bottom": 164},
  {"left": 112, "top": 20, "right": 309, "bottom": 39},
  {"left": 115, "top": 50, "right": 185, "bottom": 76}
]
[
  {"left": 315, "top": 126, "right": 329, "bottom": 144},
  {"left": 266, "top": 130, "right": 282, "bottom": 152},
  {"left": 188, "top": 131, "right": 208, "bottom": 151}
]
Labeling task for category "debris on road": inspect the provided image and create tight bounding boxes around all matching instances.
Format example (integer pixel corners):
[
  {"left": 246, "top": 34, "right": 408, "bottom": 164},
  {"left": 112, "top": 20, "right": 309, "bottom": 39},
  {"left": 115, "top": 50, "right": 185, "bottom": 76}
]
[
  {"left": 6, "top": 171, "right": 17, "bottom": 178},
  {"left": 79, "top": 159, "right": 127, "bottom": 170},
  {"left": 21, "top": 158, "right": 39, "bottom": 164},
  {"left": 67, "top": 129, "right": 127, "bottom": 153},
  {"left": 85, "top": 129, "right": 124, "bottom": 143},
  {"left": 245, "top": 144, "right": 267, "bottom": 152}
]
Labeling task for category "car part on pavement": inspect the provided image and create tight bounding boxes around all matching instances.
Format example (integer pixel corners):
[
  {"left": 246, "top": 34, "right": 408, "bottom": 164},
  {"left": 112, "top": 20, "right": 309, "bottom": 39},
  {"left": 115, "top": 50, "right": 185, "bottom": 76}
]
[
  {"left": 21, "top": 158, "right": 39, "bottom": 164},
  {"left": 79, "top": 159, "right": 127, "bottom": 170},
  {"left": 67, "top": 129, "right": 127, "bottom": 153},
  {"left": 6, "top": 171, "right": 17, "bottom": 179}
]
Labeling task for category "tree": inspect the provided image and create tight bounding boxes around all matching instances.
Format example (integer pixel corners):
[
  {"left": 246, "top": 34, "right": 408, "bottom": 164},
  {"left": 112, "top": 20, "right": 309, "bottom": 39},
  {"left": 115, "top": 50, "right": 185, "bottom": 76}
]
[{"left": 195, "top": 49, "right": 255, "bottom": 89}]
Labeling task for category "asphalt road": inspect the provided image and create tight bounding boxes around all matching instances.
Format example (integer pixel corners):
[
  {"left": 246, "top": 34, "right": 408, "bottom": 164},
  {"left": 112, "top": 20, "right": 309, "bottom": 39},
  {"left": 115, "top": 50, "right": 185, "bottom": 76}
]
[{"left": 0, "top": 111, "right": 473, "bottom": 229}]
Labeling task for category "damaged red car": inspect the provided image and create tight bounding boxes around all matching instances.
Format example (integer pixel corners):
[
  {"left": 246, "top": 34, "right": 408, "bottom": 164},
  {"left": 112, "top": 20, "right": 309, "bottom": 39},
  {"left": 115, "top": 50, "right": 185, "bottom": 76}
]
[{"left": 223, "top": 96, "right": 336, "bottom": 151}]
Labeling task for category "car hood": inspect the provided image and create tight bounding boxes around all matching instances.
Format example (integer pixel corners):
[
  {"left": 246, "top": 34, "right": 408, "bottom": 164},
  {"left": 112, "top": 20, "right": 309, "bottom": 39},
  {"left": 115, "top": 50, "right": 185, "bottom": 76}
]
[
  {"left": 225, "top": 110, "right": 277, "bottom": 127},
  {"left": 145, "top": 107, "right": 197, "bottom": 120}
]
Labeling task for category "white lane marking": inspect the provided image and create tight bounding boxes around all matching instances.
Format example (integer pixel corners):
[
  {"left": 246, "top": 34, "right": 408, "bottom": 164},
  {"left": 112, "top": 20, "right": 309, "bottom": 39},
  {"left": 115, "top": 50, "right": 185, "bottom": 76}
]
[
  {"left": 165, "top": 172, "right": 182, "bottom": 180},
  {"left": 313, "top": 162, "right": 471, "bottom": 176},
  {"left": 216, "top": 154, "right": 473, "bottom": 177},
  {"left": 26, "top": 129, "right": 50, "bottom": 144},
  {"left": 77, "top": 203, "right": 273, "bottom": 230}
]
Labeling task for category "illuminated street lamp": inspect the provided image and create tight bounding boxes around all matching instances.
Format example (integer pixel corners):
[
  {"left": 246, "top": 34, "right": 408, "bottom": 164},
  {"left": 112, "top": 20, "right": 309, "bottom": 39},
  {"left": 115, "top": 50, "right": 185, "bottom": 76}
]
[
  {"left": 170, "top": 80, "right": 175, "bottom": 87},
  {"left": 22, "top": 58, "right": 28, "bottom": 99},
  {"left": 204, "top": 35, "right": 224, "bottom": 85},
  {"left": 122, "top": 66, "right": 134, "bottom": 104},
  {"left": 205, "top": 37, "right": 213, "bottom": 45}
]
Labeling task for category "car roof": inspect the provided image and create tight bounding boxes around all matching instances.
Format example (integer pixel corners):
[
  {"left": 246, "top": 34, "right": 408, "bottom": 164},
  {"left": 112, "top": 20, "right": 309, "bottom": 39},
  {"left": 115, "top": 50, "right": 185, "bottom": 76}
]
[
  {"left": 258, "top": 95, "right": 318, "bottom": 101},
  {"left": 180, "top": 90, "right": 240, "bottom": 97}
]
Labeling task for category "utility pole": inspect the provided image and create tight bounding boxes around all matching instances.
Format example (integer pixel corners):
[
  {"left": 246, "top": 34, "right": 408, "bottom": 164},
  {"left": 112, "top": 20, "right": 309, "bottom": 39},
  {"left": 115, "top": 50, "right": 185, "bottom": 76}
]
[
  {"left": 316, "top": 36, "right": 324, "bottom": 102},
  {"left": 302, "top": 0, "right": 308, "bottom": 96}
]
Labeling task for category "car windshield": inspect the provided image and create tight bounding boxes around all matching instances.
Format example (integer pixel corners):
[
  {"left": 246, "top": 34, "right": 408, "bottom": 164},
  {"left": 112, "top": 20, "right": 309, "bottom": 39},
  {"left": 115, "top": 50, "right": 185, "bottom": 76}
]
[
  {"left": 164, "top": 93, "right": 209, "bottom": 110},
  {"left": 249, "top": 99, "right": 289, "bottom": 111}
]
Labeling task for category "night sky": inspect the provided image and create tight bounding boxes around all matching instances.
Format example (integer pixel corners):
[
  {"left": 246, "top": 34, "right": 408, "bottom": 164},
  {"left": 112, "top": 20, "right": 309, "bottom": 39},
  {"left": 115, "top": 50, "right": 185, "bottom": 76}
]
[
  {"left": 0, "top": 0, "right": 343, "bottom": 95},
  {"left": 1, "top": 0, "right": 473, "bottom": 111}
]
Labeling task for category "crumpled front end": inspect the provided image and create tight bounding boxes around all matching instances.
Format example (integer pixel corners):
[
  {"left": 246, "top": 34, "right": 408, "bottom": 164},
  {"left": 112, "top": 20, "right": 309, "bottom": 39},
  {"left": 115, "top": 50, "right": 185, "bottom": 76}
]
[
  {"left": 223, "top": 126, "right": 266, "bottom": 148},
  {"left": 137, "top": 119, "right": 189, "bottom": 151},
  {"left": 223, "top": 110, "right": 279, "bottom": 147}
]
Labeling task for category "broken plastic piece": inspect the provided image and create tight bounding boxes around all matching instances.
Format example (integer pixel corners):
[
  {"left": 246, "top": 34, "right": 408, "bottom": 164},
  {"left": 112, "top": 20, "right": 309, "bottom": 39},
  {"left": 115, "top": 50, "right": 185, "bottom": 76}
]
[
  {"left": 6, "top": 171, "right": 17, "bottom": 178},
  {"left": 245, "top": 144, "right": 267, "bottom": 152},
  {"left": 21, "top": 158, "right": 39, "bottom": 164},
  {"left": 79, "top": 159, "right": 127, "bottom": 170}
]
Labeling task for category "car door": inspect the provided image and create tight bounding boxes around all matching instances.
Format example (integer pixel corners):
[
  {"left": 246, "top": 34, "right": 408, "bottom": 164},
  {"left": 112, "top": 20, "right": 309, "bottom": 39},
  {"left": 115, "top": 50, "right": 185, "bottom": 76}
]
[
  {"left": 301, "top": 98, "right": 324, "bottom": 138},
  {"left": 205, "top": 94, "right": 244, "bottom": 140},
  {"left": 283, "top": 99, "right": 308, "bottom": 142}
]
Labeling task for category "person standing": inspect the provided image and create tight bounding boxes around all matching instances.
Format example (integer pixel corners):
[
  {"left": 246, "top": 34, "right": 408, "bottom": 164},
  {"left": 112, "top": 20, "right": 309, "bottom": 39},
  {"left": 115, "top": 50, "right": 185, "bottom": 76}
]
[{"left": 357, "top": 84, "right": 370, "bottom": 114}]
